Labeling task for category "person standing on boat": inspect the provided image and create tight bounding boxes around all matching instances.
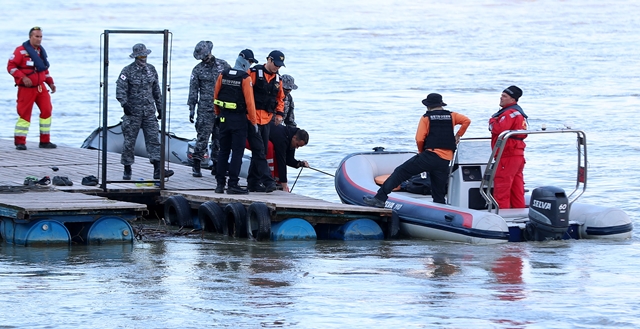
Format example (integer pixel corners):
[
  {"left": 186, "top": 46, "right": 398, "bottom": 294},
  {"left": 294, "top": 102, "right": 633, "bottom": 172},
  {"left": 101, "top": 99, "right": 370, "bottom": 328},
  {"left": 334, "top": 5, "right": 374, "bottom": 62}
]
[
  {"left": 489, "top": 85, "right": 528, "bottom": 209},
  {"left": 213, "top": 49, "right": 259, "bottom": 194},
  {"left": 363, "top": 93, "right": 471, "bottom": 207},
  {"left": 245, "top": 50, "right": 285, "bottom": 193},
  {"left": 187, "top": 41, "right": 231, "bottom": 177},
  {"left": 7, "top": 26, "right": 57, "bottom": 151},
  {"left": 269, "top": 124, "right": 309, "bottom": 192},
  {"left": 116, "top": 43, "right": 174, "bottom": 181}
]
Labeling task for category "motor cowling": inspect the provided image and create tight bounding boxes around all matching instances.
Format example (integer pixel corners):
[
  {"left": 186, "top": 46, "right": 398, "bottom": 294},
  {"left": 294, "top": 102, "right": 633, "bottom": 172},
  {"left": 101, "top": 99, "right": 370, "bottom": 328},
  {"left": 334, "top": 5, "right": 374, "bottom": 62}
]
[{"left": 524, "top": 186, "right": 570, "bottom": 241}]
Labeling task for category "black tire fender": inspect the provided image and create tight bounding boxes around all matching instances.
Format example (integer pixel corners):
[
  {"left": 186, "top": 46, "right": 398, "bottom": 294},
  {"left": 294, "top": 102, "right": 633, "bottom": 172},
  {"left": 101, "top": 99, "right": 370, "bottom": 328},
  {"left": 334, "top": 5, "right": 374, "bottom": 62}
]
[
  {"left": 387, "top": 211, "right": 400, "bottom": 239},
  {"left": 164, "top": 195, "right": 192, "bottom": 227},
  {"left": 246, "top": 202, "right": 272, "bottom": 241},
  {"left": 198, "top": 201, "right": 227, "bottom": 235},
  {"left": 225, "top": 202, "right": 247, "bottom": 238}
]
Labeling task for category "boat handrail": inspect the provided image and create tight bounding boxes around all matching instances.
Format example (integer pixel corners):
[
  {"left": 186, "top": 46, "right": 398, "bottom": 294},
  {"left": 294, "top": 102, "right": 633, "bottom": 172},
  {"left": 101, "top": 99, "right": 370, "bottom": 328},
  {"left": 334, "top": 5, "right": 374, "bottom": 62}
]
[{"left": 478, "top": 128, "right": 587, "bottom": 214}]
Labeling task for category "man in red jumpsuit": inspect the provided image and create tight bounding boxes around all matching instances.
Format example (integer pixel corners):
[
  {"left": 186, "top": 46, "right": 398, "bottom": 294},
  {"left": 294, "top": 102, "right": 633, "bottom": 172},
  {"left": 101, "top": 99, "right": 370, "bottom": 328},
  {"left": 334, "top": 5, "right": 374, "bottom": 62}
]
[
  {"left": 7, "top": 26, "right": 57, "bottom": 150},
  {"left": 489, "top": 85, "right": 528, "bottom": 209}
]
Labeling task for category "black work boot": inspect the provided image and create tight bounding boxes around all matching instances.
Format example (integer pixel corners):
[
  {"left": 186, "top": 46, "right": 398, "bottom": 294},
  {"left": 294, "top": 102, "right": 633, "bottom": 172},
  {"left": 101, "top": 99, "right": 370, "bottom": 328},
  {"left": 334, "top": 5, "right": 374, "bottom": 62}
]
[
  {"left": 123, "top": 165, "right": 132, "bottom": 180},
  {"left": 227, "top": 184, "right": 249, "bottom": 195},
  {"left": 363, "top": 196, "right": 385, "bottom": 208},
  {"left": 39, "top": 142, "right": 57, "bottom": 149},
  {"left": 152, "top": 160, "right": 174, "bottom": 179},
  {"left": 192, "top": 159, "right": 202, "bottom": 177},
  {"left": 215, "top": 182, "right": 225, "bottom": 194}
]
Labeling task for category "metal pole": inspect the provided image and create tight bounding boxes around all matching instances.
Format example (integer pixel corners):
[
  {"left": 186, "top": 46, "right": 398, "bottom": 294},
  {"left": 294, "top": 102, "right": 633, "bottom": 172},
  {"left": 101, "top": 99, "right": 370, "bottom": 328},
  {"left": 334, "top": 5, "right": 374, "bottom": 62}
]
[
  {"left": 159, "top": 29, "right": 169, "bottom": 189},
  {"left": 98, "top": 30, "right": 169, "bottom": 189},
  {"left": 100, "top": 31, "right": 110, "bottom": 191}
]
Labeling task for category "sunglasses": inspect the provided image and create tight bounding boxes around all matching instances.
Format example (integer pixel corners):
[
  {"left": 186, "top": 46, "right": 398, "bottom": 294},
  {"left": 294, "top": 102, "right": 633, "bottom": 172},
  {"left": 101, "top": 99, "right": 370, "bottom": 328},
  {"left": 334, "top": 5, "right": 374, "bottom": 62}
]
[{"left": 29, "top": 26, "right": 42, "bottom": 35}]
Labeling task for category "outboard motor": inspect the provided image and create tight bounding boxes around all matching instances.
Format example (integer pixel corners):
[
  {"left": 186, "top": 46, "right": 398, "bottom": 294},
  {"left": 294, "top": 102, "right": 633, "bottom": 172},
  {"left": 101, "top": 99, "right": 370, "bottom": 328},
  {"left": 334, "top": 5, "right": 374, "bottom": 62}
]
[{"left": 524, "top": 186, "right": 569, "bottom": 241}]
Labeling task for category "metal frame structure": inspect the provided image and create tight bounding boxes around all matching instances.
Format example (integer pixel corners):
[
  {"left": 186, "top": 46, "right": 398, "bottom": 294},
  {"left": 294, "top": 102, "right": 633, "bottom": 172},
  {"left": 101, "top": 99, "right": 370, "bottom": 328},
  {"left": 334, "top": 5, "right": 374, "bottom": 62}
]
[
  {"left": 99, "top": 29, "right": 171, "bottom": 190},
  {"left": 478, "top": 129, "right": 588, "bottom": 214}
]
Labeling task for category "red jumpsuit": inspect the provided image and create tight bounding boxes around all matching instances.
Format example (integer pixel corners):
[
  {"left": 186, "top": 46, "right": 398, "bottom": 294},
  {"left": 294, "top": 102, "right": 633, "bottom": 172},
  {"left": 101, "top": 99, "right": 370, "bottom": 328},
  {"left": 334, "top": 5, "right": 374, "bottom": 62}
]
[
  {"left": 7, "top": 44, "right": 54, "bottom": 145},
  {"left": 489, "top": 104, "right": 527, "bottom": 209}
]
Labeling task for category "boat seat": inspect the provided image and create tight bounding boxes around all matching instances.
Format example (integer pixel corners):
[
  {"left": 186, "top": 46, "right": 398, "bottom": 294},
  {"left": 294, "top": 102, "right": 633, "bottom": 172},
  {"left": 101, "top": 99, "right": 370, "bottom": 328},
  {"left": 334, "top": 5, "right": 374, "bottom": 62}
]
[{"left": 374, "top": 174, "right": 401, "bottom": 191}]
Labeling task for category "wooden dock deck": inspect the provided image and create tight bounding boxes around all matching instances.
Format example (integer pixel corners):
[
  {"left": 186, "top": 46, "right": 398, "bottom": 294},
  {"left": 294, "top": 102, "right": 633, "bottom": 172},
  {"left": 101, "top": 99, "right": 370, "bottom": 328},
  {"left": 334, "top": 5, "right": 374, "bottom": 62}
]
[
  {"left": 0, "top": 138, "right": 220, "bottom": 195},
  {"left": 0, "top": 190, "right": 147, "bottom": 221},
  {"left": 0, "top": 139, "right": 395, "bottom": 240}
]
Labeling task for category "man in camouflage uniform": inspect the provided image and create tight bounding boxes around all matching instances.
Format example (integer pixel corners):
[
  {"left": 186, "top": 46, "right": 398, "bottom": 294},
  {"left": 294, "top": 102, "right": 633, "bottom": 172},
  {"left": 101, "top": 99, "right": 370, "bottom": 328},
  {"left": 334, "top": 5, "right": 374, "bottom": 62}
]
[
  {"left": 280, "top": 74, "right": 298, "bottom": 127},
  {"left": 116, "top": 43, "right": 174, "bottom": 180},
  {"left": 187, "top": 41, "right": 231, "bottom": 177}
]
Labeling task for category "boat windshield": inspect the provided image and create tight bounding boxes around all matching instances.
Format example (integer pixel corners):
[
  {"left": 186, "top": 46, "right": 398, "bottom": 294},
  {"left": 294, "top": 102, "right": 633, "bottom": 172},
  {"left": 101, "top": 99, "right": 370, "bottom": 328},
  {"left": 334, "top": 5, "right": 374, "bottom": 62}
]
[{"left": 455, "top": 138, "right": 492, "bottom": 164}]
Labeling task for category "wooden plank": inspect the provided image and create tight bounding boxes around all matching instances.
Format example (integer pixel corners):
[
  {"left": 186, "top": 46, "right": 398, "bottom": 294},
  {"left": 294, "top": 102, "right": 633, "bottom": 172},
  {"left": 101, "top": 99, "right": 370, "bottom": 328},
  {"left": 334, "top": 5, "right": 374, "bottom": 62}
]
[
  {"left": 0, "top": 139, "right": 203, "bottom": 193},
  {"left": 0, "top": 191, "right": 147, "bottom": 212},
  {"left": 0, "top": 140, "right": 388, "bottom": 223}
]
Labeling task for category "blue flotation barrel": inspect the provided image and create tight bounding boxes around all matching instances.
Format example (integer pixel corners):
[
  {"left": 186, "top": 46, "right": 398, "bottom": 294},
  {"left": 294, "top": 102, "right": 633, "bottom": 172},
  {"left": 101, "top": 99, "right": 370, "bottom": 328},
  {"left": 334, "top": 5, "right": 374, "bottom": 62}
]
[
  {"left": 86, "top": 216, "right": 134, "bottom": 244},
  {"left": 8, "top": 219, "right": 71, "bottom": 246},
  {"left": 270, "top": 218, "right": 317, "bottom": 241},
  {"left": 329, "top": 218, "right": 384, "bottom": 240}
]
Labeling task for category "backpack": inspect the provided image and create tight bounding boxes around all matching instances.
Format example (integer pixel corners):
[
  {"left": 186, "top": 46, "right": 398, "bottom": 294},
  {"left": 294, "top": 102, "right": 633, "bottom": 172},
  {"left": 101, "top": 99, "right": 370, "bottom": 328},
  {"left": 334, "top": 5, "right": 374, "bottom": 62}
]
[{"left": 401, "top": 172, "right": 432, "bottom": 195}]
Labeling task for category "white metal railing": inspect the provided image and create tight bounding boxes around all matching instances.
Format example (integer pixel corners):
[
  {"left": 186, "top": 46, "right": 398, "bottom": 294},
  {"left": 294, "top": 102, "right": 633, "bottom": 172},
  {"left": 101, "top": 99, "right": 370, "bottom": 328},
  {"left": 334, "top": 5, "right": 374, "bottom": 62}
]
[{"left": 478, "top": 129, "right": 587, "bottom": 214}]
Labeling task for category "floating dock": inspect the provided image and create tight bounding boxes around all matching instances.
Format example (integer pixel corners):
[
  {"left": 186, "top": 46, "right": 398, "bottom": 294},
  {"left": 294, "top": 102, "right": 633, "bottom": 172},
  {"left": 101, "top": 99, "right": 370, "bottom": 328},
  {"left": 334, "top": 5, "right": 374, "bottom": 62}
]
[
  {"left": 0, "top": 190, "right": 145, "bottom": 246},
  {"left": 160, "top": 190, "right": 396, "bottom": 241},
  {"left": 0, "top": 139, "right": 394, "bottom": 244}
]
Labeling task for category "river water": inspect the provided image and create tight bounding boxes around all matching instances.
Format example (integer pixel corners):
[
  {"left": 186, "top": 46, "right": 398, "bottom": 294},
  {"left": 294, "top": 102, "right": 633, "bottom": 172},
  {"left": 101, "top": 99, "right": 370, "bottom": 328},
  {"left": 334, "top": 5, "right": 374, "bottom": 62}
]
[{"left": 1, "top": 0, "right": 640, "bottom": 328}]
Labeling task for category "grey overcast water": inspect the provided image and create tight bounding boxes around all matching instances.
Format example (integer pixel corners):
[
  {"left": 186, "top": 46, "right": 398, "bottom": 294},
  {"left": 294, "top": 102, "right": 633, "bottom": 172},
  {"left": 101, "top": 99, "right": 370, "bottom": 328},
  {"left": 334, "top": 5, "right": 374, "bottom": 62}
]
[{"left": 1, "top": 0, "right": 639, "bottom": 328}]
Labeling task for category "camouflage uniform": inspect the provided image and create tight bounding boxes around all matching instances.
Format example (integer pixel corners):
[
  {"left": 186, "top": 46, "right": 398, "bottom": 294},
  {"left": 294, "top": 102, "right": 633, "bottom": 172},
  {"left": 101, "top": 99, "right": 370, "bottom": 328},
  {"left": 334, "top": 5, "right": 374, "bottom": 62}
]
[
  {"left": 282, "top": 93, "right": 296, "bottom": 127},
  {"left": 281, "top": 74, "right": 298, "bottom": 127},
  {"left": 116, "top": 60, "right": 162, "bottom": 165},
  {"left": 188, "top": 47, "right": 231, "bottom": 162}
]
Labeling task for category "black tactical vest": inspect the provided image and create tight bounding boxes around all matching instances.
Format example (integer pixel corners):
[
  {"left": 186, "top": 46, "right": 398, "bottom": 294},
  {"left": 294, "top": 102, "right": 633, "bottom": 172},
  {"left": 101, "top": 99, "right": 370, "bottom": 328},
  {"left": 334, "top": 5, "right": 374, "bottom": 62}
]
[
  {"left": 216, "top": 69, "right": 248, "bottom": 114},
  {"left": 423, "top": 110, "right": 457, "bottom": 151},
  {"left": 250, "top": 65, "right": 280, "bottom": 113}
]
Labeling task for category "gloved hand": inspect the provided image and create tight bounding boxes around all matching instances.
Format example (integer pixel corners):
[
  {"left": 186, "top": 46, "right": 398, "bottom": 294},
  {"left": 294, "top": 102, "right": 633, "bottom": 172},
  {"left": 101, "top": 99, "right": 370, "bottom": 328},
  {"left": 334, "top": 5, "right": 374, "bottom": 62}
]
[
  {"left": 189, "top": 105, "right": 195, "bottom": 123},
  {"left": 253, "top": 124, "right": 259, "bottom": 134},
  {"left": 157, "top": 110, "right": 163, "bottom": 120},
  {"left": 122, "top": 103, "right": 133, "bottom": 116}
]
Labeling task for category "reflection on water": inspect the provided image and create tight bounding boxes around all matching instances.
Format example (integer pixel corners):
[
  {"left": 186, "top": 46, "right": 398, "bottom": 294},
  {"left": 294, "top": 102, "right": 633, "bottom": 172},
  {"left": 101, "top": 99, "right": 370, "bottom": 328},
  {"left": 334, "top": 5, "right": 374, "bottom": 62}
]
[
  {"left": 0, "top": 244, "right": 134, "bottom": 265},
  {"left": 426, "top": 255, "right": 461, "bottom": 278},
  {"left": 490, "top": 250, "right": 525, "bottom": 302},
  {"left": 0, "top": 237, "right": 639, "bottom": 327}
]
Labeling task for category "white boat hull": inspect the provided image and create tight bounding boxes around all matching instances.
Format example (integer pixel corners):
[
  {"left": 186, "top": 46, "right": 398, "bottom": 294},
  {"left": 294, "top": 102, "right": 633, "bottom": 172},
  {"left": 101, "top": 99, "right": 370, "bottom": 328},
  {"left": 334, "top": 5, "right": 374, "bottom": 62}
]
[{"left": 335, "top": 150, "right": 632, "bottom": 244}]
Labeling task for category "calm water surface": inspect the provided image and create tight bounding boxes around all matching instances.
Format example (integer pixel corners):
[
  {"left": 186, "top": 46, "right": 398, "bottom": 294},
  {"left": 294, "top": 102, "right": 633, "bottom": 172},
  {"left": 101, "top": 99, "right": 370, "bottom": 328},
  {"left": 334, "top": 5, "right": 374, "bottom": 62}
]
[{"left": 1, "top": 0, "right": 639, "bottom": 328}]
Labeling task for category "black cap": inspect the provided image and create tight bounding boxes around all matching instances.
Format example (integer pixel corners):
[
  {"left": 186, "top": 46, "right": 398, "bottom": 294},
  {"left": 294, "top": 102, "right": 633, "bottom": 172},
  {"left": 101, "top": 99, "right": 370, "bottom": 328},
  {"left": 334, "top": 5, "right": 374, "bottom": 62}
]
[
  {"left": 421, "top": 93, "right": 447, "bottom": 108},
  {"left": 503, "top": 85, "right": 523, "bottom": 101},
  {"left": 239, "top": 49, "right": 258, "bottom": 64},
  {"left": 268, "top": 50, "right": 286, "bottom": 67}
]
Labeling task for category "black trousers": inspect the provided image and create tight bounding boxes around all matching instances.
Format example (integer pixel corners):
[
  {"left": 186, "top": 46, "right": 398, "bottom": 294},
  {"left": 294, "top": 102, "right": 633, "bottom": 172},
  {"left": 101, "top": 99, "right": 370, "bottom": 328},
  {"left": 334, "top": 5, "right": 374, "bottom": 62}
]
[
  {"left": 375, "top": 150, "right": 450, "bottom": 204},
  {"left": 216, "top": 115, "right": 246, "bottom": 187},
  {"left": 246, "top": 122, "right": 275, "bottom": 187}
]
